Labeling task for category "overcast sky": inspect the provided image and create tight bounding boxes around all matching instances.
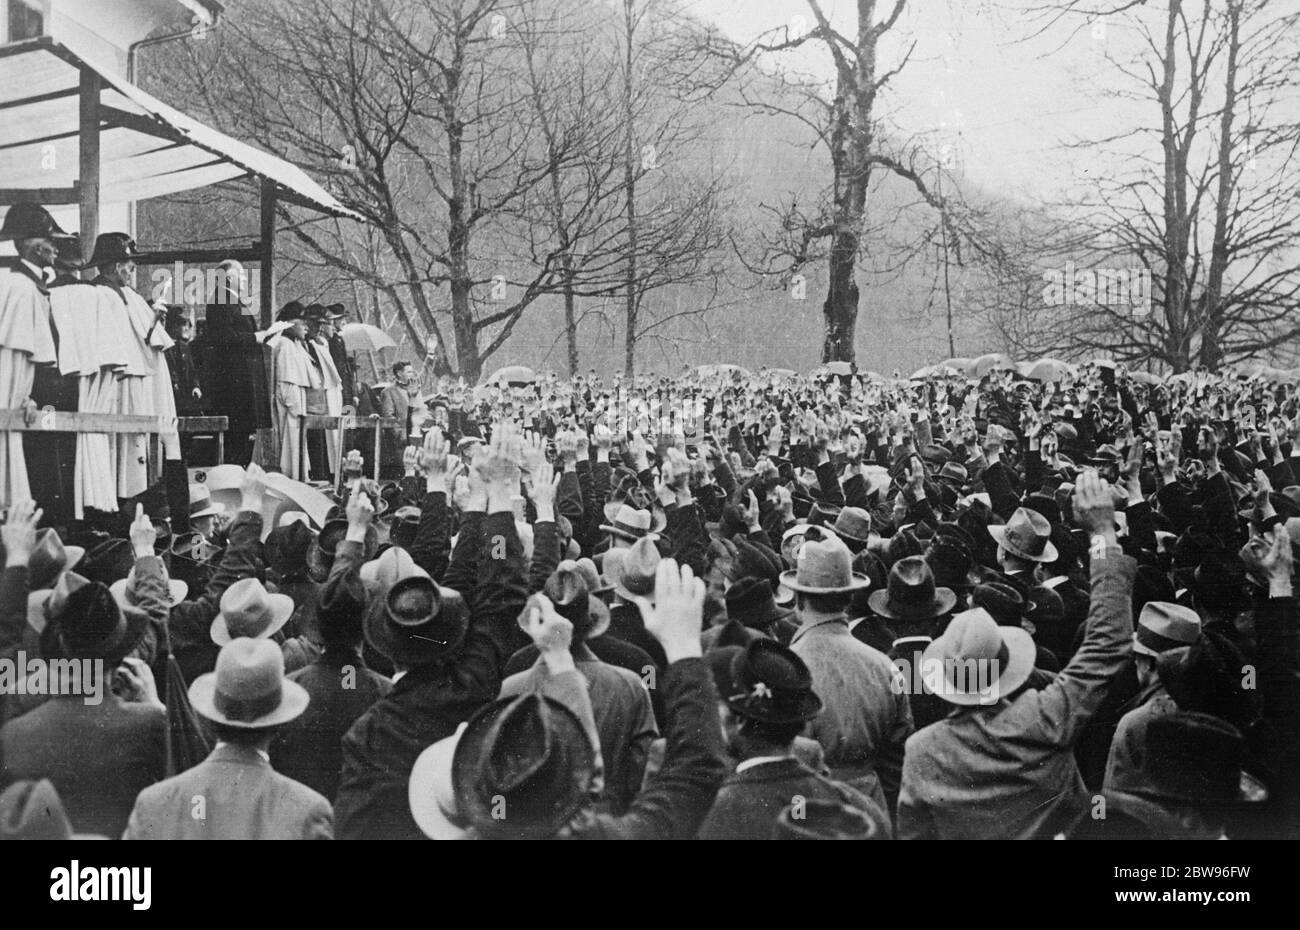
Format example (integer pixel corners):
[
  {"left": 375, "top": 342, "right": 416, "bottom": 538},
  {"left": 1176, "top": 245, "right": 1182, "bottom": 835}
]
[{"left": 696, "top": 0, "right": 1173, "bottom": 203}]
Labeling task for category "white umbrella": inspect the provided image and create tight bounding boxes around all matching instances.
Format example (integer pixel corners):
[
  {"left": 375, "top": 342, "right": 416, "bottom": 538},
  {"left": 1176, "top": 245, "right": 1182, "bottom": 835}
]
[
  {"left": 971, "top": 353, "right": 1014, "bottom": 377},
  {"left": 340, "top": 323, "right": 397, "bottom": 354},
  {"left": 1025, "top": 358, "right": 1077, "bottom": 383},
  {"left": 482, "top": 365, "right": 538, "bottom": 386}
]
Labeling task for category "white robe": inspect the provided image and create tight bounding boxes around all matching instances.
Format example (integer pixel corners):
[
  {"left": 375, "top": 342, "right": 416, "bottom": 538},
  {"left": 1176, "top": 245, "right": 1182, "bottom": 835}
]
[
  {"left": 309, "top": 334, "right": 344, "bottom": 477},
  {"left": 272, "top": 335, "right": 315, "bottom": 479},
  {"left": 97, "top": 283, "right": 157, "bottom": 499},
  {"left": 0, "top": 269, "right": 56, "bottom": 506}
]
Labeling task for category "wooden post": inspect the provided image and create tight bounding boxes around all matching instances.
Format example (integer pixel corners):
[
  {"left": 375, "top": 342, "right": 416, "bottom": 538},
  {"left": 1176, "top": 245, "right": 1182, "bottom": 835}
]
[
  {"left": 372, "top": 421, "right": 382, "bottom": 482},
  {"left": 78, "top": 69, "right": 101, "bottom": 271},
  {"left": 259, "top": 178, "right": 277, "bottom": 329}
]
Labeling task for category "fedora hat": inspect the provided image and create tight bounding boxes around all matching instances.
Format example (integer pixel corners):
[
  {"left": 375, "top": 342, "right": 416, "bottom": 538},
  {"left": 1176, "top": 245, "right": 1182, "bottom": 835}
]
[
  {"left": 773, "top": 798, "right": 883, "bottom": 840},
  {"left": 25, "top": 529, "right": 85, "bottom": 591},
  {"left": 1133, "top": 601, "right": 1201, "bottom": 658},
  {"left": 210, "top": 578, "right": 294, "bottom": 644},
  {"left": 49, "top": 581, "right": 150, "bottom": 666},
  {"left": 26, "top": 570, "right": 91, "bottom": 635},
  {"left": 188, "top": 483, "right": 226, "bottom": 521},
  {"left": 807, "top": 501, "right": 842, "bottom": 528},
  {"left": 937, "top": 461, "right": 968, "bottom": 487},
  {"left": 364, "top": 575, "right": 468, "bottom": 666},
  {"left": 1157, "top": 631, "right": 1261, "bottom": 731},
  {"left": 80, "top": 232, "right": 145, "bottom": 268},
  {"left": 608, "top": 536, "right": 661, "bottom": 602},
  {"left": 831, "top": 507, "right": 872, "bottom": 544},
  {"left": 1119, "top": 712, "right": 1267, "bottom": 807},
  {"left": 408, "top": 724, "right": 472, "bottom": 840},
  {"left": 263, "top": 519, "right": 316, "bottom": 577},
  {"left": 971, "top": 581, "right": 1029, "bottom": 627},
  {"left": 0, "top": 203, "right": 75, "bottom": 242},
  {"left": 779, "top": 535, "right": 869, "bottom": 595},
  {"left": 988, "top": 507, "right": 1059, "bottom": 563},
  {"left": 450, "top": 691, "right": 597, "bottom": 840},
  {"left": 307, "top": 518, "right": 378, "bottom": 582},
  {"left": 77, "top": 538, "right": 135, "bottom": 586},
  {"left": 726, "top": 639, "right": 823, "bottom": 725},
  {"left": 324, "top": 303, "right": 347, "bottom": 320},
  {"left": 538, "top": 562, "right": 609, "bottom": 641},
  {"left": 725, "top": 575, "right": 793, "bottom": 629},
  {"left": 571, "top": 556, "right": 614, "bottom": 597},
  {"left": 110, "top": 568, "right": 188, "bottom": 610},
  {"left": 0, "top": 779, "right": 105, "bottom": 840},
  {"left": 359, "top": 546, "right": 429, "bottom": 590},
  {"left": 189, "top": 637, "right": 309, "bottom": 729},
  {"left": 867, "top": 555, "right": 956, "bottom": 622},
  {"left": 599, "top": 504, "right": 661, "bottom": 543},
  {"left": 921, "top": 606, "right": 1036, "bottom": 706}
]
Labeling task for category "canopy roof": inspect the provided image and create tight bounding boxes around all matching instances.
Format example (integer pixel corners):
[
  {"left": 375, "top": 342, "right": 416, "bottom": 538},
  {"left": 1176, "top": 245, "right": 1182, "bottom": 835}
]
[{"left": 0, "top": 37, "right": 360, "bottom": 220}]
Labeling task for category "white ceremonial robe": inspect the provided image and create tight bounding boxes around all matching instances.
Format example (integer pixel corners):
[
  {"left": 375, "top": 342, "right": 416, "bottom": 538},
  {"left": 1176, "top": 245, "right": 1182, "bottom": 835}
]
[
  {"left": 272, "top": 335, "right": 315, "bottom": 479},
  {"left": 95, "top": 282, "right": 155, "bottom": 499},
  {"left": 48, "top": 283, "right": 127, "bottom": 517},
  {"left": 0, "top": 267, "right": 57, "bottom": 506},
  {"left": 309, "top": 334, "right": 344, "bottom": 477}
]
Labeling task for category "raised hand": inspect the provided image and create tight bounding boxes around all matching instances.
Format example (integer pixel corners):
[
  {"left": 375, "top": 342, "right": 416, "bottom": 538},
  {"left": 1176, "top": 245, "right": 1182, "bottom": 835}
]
[
  {"left": 345, "top": 481, "right": 375, "bottom": 541},
  {"left": 129, "top": 503, "right": 155, "bottom": 558},
  {"left": 528, "top": 458, "right": 561, "bottom": 518},
  {"left": 631, "top": 558, "right": 705, "bottom": 663},
  {"left": 240, "top": 462, "right": 267, "bottom": 513},
  {"left": 2, "top": 499, "right": 42, "bottom": 567},
  {"left": 1072, "top": 470, "right": 1117, "bottom": 539}
]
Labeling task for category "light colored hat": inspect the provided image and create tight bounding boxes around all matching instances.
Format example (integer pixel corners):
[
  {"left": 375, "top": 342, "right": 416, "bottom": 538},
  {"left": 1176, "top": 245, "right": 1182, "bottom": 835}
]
[
  {"left": 110, "top": 567, "right": 188, "bottom": 609},
  {"left": 408, "top": 723, "right": 471, "bottom": 840},
  {"left": 600, "top": 504, "right": 661, "bottom": 543},
  {"left": 189, "top": 637, "right": 309, "bottom": 729},
  {"left": 188, "top": 484, "right": 225, "bottom": 520},
  {"left": 360, "top": 547, "right": 429, "bottom": 589},
  {"left": 209, "top": 578, "right": 294, "bottom": 645},
  {"left": 778, "top": 536, "right": 870, "bottom": 595},
  {"left": 1133, "top": 601, "right": 1202, "bottom": 658},
  {"left": 921, "top": 607, "right": 1036, "bottom": 706},
  {"left": 987, "top": 507, "right": 1059, "bottom": 563}
]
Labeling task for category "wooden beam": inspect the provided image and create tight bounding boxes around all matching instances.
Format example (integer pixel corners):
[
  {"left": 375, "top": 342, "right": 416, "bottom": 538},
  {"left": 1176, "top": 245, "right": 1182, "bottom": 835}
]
[
  {"left": 78, "top": 67, "right": 101, "bottom": 272},
  {"left": 0, "top": 185, "right": 80, "bottom": 205},
  {"left": 98, "top": 105, "right": 182, "bottom": 144},
  {"left": 301, "top": 415, "right": 401, "bottom": 430},
  {"left": 259, "top": 178, "right": 276, "bottom": 328},
  {"left": 134, "top": 244, "right": 262, "bottom": 266},
  {"left": 0, "top": 411, "right": 187, "bottom": 434}
]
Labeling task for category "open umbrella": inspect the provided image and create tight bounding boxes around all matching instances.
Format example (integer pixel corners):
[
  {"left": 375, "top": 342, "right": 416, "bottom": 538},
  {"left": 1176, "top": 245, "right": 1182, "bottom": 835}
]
[
  {"left": 483, "top": 365, "right": 537, "bottom": 386},
  {"left": 910, "top": 364, "right": 959, "bottom": 380},
  {"left": 940, "top": 357, "right": 973, "bottom": 374},
  {"left": 696, "top": 363, "right": 751, "bottom": 378},
  {"left": 767, "top": 367, "right": 798, "bottom": 379},
  {"left": 971, "top": 353, "right": 1015, "bottom": 377},
  {"left": 340, "top": 323, "right": 398, "bottom": 354},
  {"left": 1025, "top": 357, "right": 1077, "bottom": 383},
  {"left": 822, "top": 361, "right": 853, "bottom": 376},
  {"left": 1129, "top": 370, "right": 1162, "bottom": 385}
]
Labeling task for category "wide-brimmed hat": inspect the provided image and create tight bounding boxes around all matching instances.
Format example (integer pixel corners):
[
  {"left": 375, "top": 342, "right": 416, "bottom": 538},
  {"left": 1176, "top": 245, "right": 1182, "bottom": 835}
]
[
  {"left": 209, "top": 578, "right": 294, "bottom": 644},
  {"left": 306, "top": 519, "right": 378, "bottom": 582},
  {"left": 408, "top": 724, "right": 472, "bottom": 840},
  {"left": 48, "top": 580, "right": 150, "bottom": 666},
  {"left": 831, "top": 507, "right": 872, "bottom": 544},
  {"left": 539, "top": 562, "right": 609, "bottom": 640},
  {"left": 26, "top": 570, "right": 91, "bottom": 635},
  {"left": 0, "top": 203, "right": 76, "bottom": 242},
  {"left": 773, "top": 798, "right": 883, "bottom": 840},
  {"left": 363, "top": 575, "right": 468, "bottom": 666},
  {"left": 726, "top": 639, "right": 823, "bottom": 724},
  {"left": 264, "top": 519, "right": 316, "bottom": 577},
  {"left": 937, "top": 461, "right": 969, "bottom": 487},
  {"left": 359, "top": 546, "right": 430, "bottom": 591},
  {"left": 987, "top": 507, "right": 1059, "bottom": 563},
  {"left": 725, "top": 575, "right": 793, "bottom": 629},
  {"left": 324, "top": 303, "right": 347, "bottom": 320},
  {"left": 921, "top": 606, "right": 1036, "bottom": 706},
  {"left": 1119, "top": 712, "right": 1267, "bottom": 807},
  {"left": 189, "top": 637, "right": 309, "bottom": 729},
  {"left": 26, "top": 529, "right": 85, "bottom": 591},
  {"left": 971, "top": 581, "right": 1030, "bottom": 627},
  {"left": 110, "top": 568, "right": 188, "bottom": 610},
  {"left": 607, "top": 536, "right": 661, "bottom": 602},
  {"left": 599, "top": 504, "right": 661, "bottom": 543},
  {"left": 80, "top": 232, "right": 146, "bottom": 269},
  {"left": 0, "top": 779, "right": 102, "bottom": 840},
  {"left": 188, "top": 483, "right": 226, "bottom": 521},
  {"left": 1157, "top": 632, "right": 1261, "bottom": 731},
  {"left": 449, "top": 692, "right": 597, "bottom": 840},
  {"left": 779, "top": 536, "right": 870, "bottom": 595},
  {"left": 867, "top": 555, "right": 956, "bottom": 621},
  {"left": 1132, "top": 601, "right": 1201, "bottom": 658},
  {"left": 77, "top": 538, "right": 135, "bottom": 586}
]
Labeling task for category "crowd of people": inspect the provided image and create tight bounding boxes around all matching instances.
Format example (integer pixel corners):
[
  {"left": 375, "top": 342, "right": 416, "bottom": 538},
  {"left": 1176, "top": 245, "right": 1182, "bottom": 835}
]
[{"left": 2, "top": 207, "right": 1299, "bottom": 841}]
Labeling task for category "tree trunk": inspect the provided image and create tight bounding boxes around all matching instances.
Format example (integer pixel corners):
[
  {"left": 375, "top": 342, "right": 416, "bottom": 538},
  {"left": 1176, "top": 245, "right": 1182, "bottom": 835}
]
[
  {"left": 622, "top": 0, "right": 639, "bottom": 380},
  {"left": 822, "top": 233, "right": 860, "bottom": 362}
]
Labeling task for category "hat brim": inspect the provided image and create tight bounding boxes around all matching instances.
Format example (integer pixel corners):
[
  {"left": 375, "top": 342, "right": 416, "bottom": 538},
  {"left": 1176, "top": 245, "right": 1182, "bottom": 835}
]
[
  {"left": 1122, "top": 770, "right": 1269, "bottom": 807},
  {"left": 922, "top": 626, "right": 1036, "bottom": 706},
  {"left": 110, "top": 577, "right": 188, "bottom": 609},
  {"left": 987, "top": 525, "right": 1059, "bottom": 563},
  {"left": 778, "top": 569, "right": 871, "bottom": 595},
  {"left": 63, "top": 546, "right": 86, "bottom": 573},
  {"left": 189, "top": 504, "right": 227, "bottom": 520},
  {"left": 599, "top": 524, "right": 660, "bottom": 544},
  {"left": 188, "top": 674, "right": 309, "bottom": 729},
  {"left": 55, "top": 603, "right": 151, "bottom": 666},
  {"left": 26, "top": 589, "right": 53, "bottom": 633},
  {"left": 408, "top": 728, "right": 471, "bottom": 840},
  {"left": 725, "top": 690, "right": 823, "bottom": 725},
  {"left": 866, "top": 586, "right": 957, "bottom": 622},
  {"left": 209, "top": 593, "right": 295, "bottom": 645}
]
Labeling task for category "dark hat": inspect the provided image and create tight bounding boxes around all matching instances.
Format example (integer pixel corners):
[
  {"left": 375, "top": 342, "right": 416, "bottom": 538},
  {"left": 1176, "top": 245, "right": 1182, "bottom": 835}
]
[
  {"left": 364, "top": 576, "right": 468, "bottom": 666},
  {"left": 884, "top": 526, "right": 924, "bottom": 567},
  {"left": 971, "top": 582, "right": 1027, "bottom": 627},
  {"left": 937, "top": 461, "right": 969, "bottom": 487},
  {"left": 0, "top": 203, "right": 75, "bottom": 242},
  {"left": 725, "top": 575, "right": 793, "bottom": 629},
  {"left": 868, "top": 555, "right": 957, "bottom": 622},
  {"left": 1022, "top": 492, "right": 1061, "bottom": 526},
  {"left": 732, "top": 538, "right": 783, "bottom": 585},
  {"left": 49, "top": 581, "right": 149, "bottom": 665},
  {"left": 807, "top": 501, "right": 842, "bottom": 528},
  {"left": 1190, "top": 554, "right": 1246, "bottom": 612},
  {"left": 726, "top": 639, "right": 823, "bottom": 724},
  {"left": 773, "top": 798, "right": 884, "bottom": 840},
  {"left": 451, "top": 692, "right": 596, "bottom": 840},
  {"left": 264, "top": 520, "right": 316, "bottom": 577},
  {"left": 1157, "top": 631, "right": 1262, "bottom": 733},
  {"left": 325, "top": 303, "right": 347, "bottom": 319},
  {"left": 304, "top": 303, "right": 328, "bottom": 321},
  {"left": 81, "top": 232, "right": 144, "bottom": 268},
  {"left": 25, "top": 529, "right": 85, "bottom": 591},
  {"left": 77, "top": 538, "right": 135, "bottom": 586},
  {"left": 1120, "top": 711, "right": 1267, "bottom": 807},
  {"left": 923, "top": 536, "right": 973, "bottom": 594},
  {"left": 276, "top": 301, "right": 306, "bottom": 322},
  {"left": 706, "top": 644, "right": 745, "bottom": 697},
  {"left": 541, "top": 561, "right": 608, "bottom": 641},
  {"left": 307, "top": 519, "right": 378, "bottom": 582}
]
